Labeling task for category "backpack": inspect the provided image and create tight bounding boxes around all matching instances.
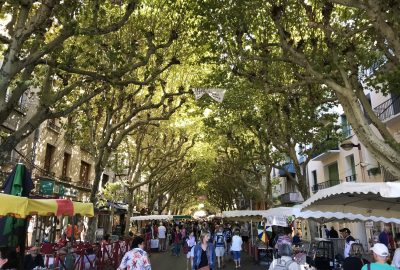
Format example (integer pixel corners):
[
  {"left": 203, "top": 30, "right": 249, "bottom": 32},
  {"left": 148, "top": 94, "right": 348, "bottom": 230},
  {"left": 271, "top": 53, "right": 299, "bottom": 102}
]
[
  {"left": 273, "top": 258, "right": 294, "bottom": 270},
  {"left": 183, "top": 240, "right": 189, "bottom": 254}
]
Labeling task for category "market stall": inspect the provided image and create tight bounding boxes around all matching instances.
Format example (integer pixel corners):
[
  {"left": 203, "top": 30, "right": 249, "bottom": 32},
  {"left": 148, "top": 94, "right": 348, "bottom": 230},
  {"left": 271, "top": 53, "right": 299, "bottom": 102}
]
[
  {"left": 129, "top": 214, "right": 173, "bottom": 221},
  {"left": 301, "top": 182, "right": 400, "bottom": 218},
  {"left": 0, "top": 193, "right": 29, "bottom": 218}
]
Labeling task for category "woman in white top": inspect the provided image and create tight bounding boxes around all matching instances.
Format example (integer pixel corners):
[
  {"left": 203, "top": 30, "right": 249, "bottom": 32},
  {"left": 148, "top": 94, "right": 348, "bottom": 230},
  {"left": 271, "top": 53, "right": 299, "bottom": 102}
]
[
  {"left": 391, "top": 234, "right": 400, "bottom": 269},
  {"left": 230, "top": 230, "right": 243, "bottom": 268},
  {"left": 186, "top": 231, "right": 197, "bottom": 270}
]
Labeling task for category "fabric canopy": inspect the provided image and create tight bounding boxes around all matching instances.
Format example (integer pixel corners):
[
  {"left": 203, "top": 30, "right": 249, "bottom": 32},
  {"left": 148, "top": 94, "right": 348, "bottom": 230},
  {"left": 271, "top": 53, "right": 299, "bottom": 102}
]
[
  {"left": 0, "top": 195, "right": 94, "bottom": 217},
  {"left": 26, "top": 199, "right": 94, "bottom": 217},
  {"left": 262, "top": 207, "right": 298, "bottom": 226},
  {"left": 260, "top": 205, "right": 400, "bottom": 224},
  {"left": 301, "top": 182, "right": 400, "bottom": 219},
  {"left": 0, "top": 193, "right": 28, "bottom": 218},
  {"left": 222, "top": 210, "right": 264, "bottom": 221},
  {"left": 297, "top": 209, "right": 400, "bottom": 224},
  {"left": 130, "top": 215, "right": 173, "bottom": 221}
]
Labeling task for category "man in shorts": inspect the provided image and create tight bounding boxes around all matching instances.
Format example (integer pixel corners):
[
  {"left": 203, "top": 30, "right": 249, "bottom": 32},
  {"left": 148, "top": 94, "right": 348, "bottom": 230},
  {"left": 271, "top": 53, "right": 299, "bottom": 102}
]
[{"left": 214, "top": 226, "right": 227, "bottom": 269}]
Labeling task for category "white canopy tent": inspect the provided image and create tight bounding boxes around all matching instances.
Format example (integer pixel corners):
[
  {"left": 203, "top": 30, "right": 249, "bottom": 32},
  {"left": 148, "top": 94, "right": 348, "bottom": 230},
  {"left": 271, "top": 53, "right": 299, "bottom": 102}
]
[
  {"left": 130, "top": 214, "right": 173, "bottom": 221},
  {"left": 261, "top": 205, "right": 400, "bottom": 224},
  {"left": 222, "top": 210, "right": 264, "bottom": 221},
  {"left": 301, "top": 182, "right": 400, "bottom": 219}
]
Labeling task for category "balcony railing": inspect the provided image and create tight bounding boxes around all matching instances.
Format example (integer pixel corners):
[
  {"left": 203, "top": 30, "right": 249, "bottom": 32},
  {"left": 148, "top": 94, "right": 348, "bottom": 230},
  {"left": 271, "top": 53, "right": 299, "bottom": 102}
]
[
  {"left": 345, "top": 174, "right": 357, "bottom": 182},
  {"left": 47, "top": 119, "right": 61, "bottom": 133},
  {"left": 60, "top": 175, "right": 72, "bottom": 182},
  {"left": 312, "top": 179, "right": 340, "bottom": 193},
  {"left": 280, "top": 192, "right": 304, "bottom": 204},
  {"left": 373, "top": 95, "right": 400, "bottom": 122}
]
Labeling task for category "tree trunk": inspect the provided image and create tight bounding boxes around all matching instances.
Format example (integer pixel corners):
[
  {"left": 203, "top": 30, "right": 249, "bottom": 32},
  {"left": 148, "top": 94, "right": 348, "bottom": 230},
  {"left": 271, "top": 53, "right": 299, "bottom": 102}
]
[
  {"left": 124, "top": 189, "right": 135, "bottom": 236},
  {"left": 86, "top": 217, "right": 98, "bottom": 243},
  {"left": 86, "top": 160, "right": 104, "bottom": 241}
]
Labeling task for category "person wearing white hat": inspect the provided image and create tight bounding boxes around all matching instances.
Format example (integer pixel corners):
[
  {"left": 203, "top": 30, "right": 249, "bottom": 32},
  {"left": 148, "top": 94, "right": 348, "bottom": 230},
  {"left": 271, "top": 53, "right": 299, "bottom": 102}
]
[{"left": 361, "top": 243, "right": 397, "bottom": 270}]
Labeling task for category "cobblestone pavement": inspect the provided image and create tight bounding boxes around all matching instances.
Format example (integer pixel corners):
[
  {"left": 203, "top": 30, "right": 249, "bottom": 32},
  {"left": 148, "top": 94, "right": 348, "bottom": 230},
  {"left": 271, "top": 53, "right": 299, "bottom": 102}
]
[{"left": 150, "top": 250, "right": 268, "bottom": 270}]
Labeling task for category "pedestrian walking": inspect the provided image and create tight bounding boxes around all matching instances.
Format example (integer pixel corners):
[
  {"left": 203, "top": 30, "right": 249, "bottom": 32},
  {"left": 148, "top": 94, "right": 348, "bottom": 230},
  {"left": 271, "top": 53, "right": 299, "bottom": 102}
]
[
  {"left": 392, "top": 233, "right": 400, "bottom": 268},
  {"left": 231, "top": 230, "right": 243, "bottom": 269},
  {"left": 172, "top": 226, "right": 183, "bottom": 257},
  {"left": 343, "top": 243, "right": 369, "bottom": 270},
  {"left": 192, "top": 230, "right": 216, "bottom": 270},
  {"left": 186, "top": 231, "right": 197, "bottom": 270},
  {"left": 339, "top": 228, "right": 355, "bottom": 258},
  {"left": 158, "top": 222, "right": 167, "bottom": 252},
  {"left": 269, "top": 243, "right": 300, "bottom": 270},
  {"left": 118, "top": 236, "right": 151, "bottom": 270},
  {"left": 214, "top": 226, "right": 226, "bottom": 269},
  {"left": 361, "top": 243, "right": 396, "bottom": 270}
]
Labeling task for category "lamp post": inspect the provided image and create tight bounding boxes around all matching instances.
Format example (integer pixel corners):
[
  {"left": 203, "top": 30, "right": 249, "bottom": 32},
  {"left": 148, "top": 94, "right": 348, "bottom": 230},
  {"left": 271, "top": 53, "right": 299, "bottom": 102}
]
[{"left": 340, "top": 140, "right": 365, "bottom": 182}]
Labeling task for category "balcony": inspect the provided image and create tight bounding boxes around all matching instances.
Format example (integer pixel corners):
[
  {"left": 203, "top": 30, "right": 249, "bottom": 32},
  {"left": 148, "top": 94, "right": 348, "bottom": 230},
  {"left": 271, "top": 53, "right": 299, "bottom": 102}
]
[
  {"left": 60, "top": 175, "right": 72, "bottom": 182},
  {"left": 373, "top": 95, "right": 400, "bottom": 122},
  {"left": 280, "top": 192, "right": 304, "bottom": 204},
  {"left": 381, "top": 166, "right": 398, "bottom": 182},
  {"left": 279, "top": 163, "right": 296, "bottom": 177},
  {"left": 311, "top": 148, "right": 340, "bottom": 161},
  {"left": 43, "top": 169, "right": 55, "bottom": 178},
  {"left": 47, "top": 119, "right": 61, "bottom": 133},
  {"left": 345, "top": 174, "right": 357, "bottom": 182},
  {"left": 76, "top": 181, "right": 92, "bottom": 191},
  {"left": 312, "top": 179, "right": 340, "bottom": 193}
]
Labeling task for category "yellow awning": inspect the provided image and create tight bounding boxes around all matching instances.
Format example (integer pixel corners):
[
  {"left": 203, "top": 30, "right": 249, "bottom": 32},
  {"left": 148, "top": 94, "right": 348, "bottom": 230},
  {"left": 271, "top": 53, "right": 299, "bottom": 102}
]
[
  {"left": 0, "top": 195, "right": 94, "bottom": 217},
  {"left": 0, "top": 193, "right": 28, "bottom": 218},
  {"left": 27, "top": 199, "right": 94, "bottom": 217}
]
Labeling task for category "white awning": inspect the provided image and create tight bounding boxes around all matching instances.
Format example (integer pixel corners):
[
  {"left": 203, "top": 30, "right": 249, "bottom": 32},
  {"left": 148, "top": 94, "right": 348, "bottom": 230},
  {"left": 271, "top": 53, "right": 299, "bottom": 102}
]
[
  {"left": 222, "top": 210, "right": 264, "bottom": 221},
  {"left": 301, "top": 182, "right": 400, "bottom": 219},
  {"left": 130, "top": 215, "right": 173, "bottom": 221}
]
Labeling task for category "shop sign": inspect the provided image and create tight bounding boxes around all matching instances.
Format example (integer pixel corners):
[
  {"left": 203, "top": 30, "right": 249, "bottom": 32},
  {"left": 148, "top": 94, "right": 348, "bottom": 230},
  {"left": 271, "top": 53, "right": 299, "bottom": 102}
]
[{"left": 39, "top": 178, "right": 55, "bottom": 195}]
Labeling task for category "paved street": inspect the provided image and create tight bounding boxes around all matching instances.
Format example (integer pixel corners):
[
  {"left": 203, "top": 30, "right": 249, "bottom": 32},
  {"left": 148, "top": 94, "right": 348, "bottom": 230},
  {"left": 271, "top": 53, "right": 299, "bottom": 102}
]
[{"left": 150, "top": 250, "right": 267, "bottom": 270}]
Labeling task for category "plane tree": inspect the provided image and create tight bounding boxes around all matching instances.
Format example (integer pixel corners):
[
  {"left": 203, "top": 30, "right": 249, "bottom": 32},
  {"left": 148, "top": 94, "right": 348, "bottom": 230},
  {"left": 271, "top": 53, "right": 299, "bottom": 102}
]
[
  {"left": 195, "top": 0, "right": 400, "bottom": 177},
  {"left": 0, "top": 0, "right": 185, "bottom": 163}
]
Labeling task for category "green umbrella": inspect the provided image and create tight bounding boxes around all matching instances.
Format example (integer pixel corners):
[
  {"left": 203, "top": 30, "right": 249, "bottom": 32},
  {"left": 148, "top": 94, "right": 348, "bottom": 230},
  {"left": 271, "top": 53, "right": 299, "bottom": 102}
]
[{"left": 0, "top": 164, "right": 33, "bottom": 247}]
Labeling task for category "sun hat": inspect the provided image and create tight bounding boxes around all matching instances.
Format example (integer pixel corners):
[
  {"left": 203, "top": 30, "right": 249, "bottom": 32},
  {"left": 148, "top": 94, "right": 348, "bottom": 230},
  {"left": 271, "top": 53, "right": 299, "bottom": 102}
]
[{"left": 371, "top": 243, "right": 389, "bottom": 257}]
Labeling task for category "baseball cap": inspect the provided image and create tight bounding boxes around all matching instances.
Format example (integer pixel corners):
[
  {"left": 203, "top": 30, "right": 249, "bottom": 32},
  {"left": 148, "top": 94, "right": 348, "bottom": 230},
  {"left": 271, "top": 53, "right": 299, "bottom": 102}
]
[
  {"left": 371, "top": 243, "right": 389, "bottom": 257},
  {"left": 339, "top": 228, "right": 351, "bottom": 234}
]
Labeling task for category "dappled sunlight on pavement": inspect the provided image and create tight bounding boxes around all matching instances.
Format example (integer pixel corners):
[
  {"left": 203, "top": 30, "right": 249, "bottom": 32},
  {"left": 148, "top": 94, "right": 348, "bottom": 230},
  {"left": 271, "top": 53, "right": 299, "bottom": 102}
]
[{"left": 150, "top": 250, "right": 267, "bottom": 270}]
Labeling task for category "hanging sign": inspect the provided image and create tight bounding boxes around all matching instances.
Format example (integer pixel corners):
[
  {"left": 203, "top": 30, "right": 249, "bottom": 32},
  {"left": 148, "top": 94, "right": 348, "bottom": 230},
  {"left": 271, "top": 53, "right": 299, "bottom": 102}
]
[
  {"left": 39, "top": 178, "right": 55, "bottom": 195},
  {"left": 192, "top": 88, "right": 226, "bottom": 103}
]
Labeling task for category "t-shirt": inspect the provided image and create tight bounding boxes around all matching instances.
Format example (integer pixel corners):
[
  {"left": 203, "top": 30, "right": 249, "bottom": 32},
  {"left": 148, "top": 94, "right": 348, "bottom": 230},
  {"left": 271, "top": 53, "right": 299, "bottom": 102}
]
[
  {"left": 344, "top": 236, "right": 356, "bottom": 258},
  {"left": 230, "top": 235, "right": 243, "bottom": 251},
  {"left": 361, "top": 263, "right": 398, "bottom": 270},
  {"left": 198, "top": 249, "right": 208, "bottom": 268},
  {"left": 223, "top": 228, "right": 232, "bottom": 243},
  {"left": 158, "top": 226, "right": 166, "bottom": 238},
  {"left": 214, "top": 232, "right": 225, "bottom": 247},
  {"left": 117, "top": 248, "right": 151, "bottom": 270},
  {"left": 343, "top": 257, "right": 368, "bottom": 270}
]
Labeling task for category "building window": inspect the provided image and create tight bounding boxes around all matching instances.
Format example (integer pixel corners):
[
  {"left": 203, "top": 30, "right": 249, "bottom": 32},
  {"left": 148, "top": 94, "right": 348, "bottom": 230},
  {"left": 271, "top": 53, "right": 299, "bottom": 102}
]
[
  {"left": 340, "top": 114, "right": 352, "bottom": 138},
  {"left": 62, "top": 152, "right": 71, "bottom": 178},
  {"left": 44, "top": 144, "right": 55, "bottom": 173},
  {"left": 80, "top": 161, "right": 91, "bottom": 183},
  {"left": 312, "top": 170, "right": 317, "bottom": 187},
  {"left": 327, "top": 162, "right": 339, "bottom": 181},
  {"left": 102, "top": 174, "right": 109, "bottom": 187},
  {"left": 345, "top": 154, "right": 356, "bottom": 182}
]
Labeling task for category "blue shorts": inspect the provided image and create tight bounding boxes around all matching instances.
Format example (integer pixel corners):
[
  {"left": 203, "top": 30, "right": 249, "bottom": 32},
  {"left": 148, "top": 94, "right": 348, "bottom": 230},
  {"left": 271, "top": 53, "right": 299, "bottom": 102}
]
[{"left": 232, "top": 251, "right": 241, "bottom": 260}]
